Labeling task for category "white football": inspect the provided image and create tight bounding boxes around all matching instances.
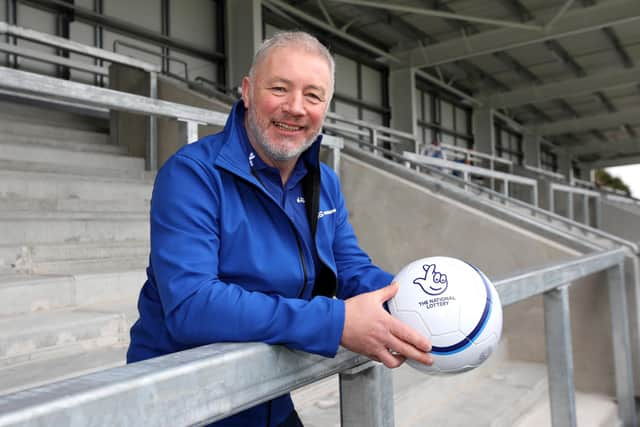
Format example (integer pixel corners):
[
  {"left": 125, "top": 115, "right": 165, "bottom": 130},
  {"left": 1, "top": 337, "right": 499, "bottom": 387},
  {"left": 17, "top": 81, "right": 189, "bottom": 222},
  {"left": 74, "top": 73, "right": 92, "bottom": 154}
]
[{"left": 388, "top": 256, "right": 503, "bottom": 374}]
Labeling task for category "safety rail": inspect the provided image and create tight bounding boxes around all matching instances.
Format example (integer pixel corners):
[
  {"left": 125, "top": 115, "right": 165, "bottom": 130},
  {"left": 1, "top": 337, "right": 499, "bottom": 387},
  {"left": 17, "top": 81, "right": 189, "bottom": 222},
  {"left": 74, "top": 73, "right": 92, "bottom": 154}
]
[
  {"left": 113, "top": 39, "right": 187, "bottom": 79},
  {"left": 0, "top": 66, "right": 343, "bottom": 173},
  {"left": 403, "top": 151, "right": 538, "bottom": 206},
  {"left": 438, "top": 143, "right": 514, "bottom": 172},
  {"left": 0, "top": 21, "right": 160, "bottom": 73},
  {"left": 0, "top": 248, "right": 633, "bottom": 426},
  {"left": 0, "top": 21, "right": 163, "bottom": 170},
  {"left": 572, "top": 177, "right": 596, "bottom": 189},
  {"left": 325, "top": 112, "right": 417, "bottom": 152},
  {"left": 524, "top": 164, "right": 565, "bottom": 181},
  {"left": 604, "top": 193, "right": 640, "bottom": 209},
  {"left": 549, "top": 182, "right": 601, "bottom": 226},
  {"left": 340, "top": 138, "right": 640, "bottom": 256}
]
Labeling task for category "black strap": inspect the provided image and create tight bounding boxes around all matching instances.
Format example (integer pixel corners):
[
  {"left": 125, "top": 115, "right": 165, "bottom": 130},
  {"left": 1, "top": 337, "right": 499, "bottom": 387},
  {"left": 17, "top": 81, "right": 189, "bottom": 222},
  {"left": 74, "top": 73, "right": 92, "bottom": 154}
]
[{"left": 301, "top": 167, "right": 337, "bottom": 298}]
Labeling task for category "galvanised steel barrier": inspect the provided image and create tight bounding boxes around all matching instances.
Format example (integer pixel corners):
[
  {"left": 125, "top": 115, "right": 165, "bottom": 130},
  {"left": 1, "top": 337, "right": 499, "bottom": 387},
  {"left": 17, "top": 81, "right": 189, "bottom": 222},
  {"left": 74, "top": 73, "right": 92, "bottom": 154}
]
[
  {"left": 0, "top": 247, "right": 634, "bottom": 427},
  {"left": 0, "top": 66, "right": 345, "bottom": 173}
]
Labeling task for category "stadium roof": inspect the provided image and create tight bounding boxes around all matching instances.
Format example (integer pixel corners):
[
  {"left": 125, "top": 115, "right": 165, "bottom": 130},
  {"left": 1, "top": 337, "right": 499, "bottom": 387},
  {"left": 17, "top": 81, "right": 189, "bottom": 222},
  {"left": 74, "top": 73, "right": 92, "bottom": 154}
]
[{"left": 263, "top": 0, "right": 640, "bottom": 169}]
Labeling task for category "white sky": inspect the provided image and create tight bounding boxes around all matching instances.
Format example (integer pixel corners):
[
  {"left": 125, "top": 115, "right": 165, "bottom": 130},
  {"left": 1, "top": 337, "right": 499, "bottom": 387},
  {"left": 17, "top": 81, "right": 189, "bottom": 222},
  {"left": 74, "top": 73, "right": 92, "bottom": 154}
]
[{"left": 606, "top": 164, "right": 640, "bottom": 199}]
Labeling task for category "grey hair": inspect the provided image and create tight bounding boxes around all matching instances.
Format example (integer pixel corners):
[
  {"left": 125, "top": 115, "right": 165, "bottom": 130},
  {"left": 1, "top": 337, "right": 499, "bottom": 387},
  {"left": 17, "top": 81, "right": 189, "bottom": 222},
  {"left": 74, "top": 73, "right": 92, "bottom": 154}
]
[{"left": 248, "top": 31, "right": 335, "bottom": 97}]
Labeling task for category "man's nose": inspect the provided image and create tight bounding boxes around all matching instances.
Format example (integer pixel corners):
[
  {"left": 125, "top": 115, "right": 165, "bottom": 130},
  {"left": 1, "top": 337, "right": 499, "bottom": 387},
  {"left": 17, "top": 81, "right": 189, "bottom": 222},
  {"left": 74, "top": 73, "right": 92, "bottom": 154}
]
[{"left": 282, "top": 92, "right": 305, "bottom": 116}]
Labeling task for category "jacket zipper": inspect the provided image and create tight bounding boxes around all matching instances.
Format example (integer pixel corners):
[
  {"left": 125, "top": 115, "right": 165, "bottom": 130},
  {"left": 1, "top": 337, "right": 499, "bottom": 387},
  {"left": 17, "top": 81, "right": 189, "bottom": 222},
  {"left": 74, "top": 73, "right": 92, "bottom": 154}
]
[
  {"left": 293, "top": 232, "right": 309, "bottom": 298},
  {"left": 250, "top": 170, "right": 309, "bottom": 299}
]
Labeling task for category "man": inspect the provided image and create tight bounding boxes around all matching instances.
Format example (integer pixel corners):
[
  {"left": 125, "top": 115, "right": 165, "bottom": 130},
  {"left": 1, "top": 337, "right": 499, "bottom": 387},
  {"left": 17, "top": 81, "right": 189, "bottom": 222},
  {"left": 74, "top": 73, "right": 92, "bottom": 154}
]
[{"left": 127, "top": 31, "right": 432, "bottom": 427}]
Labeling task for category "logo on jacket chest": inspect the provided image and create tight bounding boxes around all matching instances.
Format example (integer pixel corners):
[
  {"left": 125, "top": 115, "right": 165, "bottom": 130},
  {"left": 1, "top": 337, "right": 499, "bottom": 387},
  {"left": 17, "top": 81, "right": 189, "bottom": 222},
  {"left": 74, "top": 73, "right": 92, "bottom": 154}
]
[{"left": 318, "top": 208, "right": 337, "bottom": 218}]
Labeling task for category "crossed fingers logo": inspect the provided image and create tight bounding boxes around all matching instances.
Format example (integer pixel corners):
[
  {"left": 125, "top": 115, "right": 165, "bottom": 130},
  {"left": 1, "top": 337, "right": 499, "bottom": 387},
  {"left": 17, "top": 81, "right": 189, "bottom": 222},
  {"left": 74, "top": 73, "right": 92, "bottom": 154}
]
[{"left": 413, "top": 264, "right": 448, "bottom": 296}]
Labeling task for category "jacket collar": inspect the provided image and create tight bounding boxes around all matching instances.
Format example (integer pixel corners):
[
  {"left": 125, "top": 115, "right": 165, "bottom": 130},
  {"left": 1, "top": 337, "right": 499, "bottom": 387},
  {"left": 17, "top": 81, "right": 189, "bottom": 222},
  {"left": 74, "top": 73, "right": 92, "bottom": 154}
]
[{"left": 215, "top": 101, "right": 323, "bottom": 180}]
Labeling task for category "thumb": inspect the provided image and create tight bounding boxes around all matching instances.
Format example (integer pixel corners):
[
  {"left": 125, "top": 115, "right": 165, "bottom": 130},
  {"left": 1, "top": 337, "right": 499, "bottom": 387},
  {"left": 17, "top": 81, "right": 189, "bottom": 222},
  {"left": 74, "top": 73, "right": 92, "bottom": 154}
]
[{"left": 377, "top": 281, "right": 400, "bottom": 303}]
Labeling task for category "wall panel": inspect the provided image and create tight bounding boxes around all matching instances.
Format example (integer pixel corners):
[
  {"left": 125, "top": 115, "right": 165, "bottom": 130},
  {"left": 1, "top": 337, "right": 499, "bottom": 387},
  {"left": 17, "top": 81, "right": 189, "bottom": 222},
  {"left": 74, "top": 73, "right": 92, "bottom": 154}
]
[{"left": 16, "top": 3, "right": 56, "bottom": 75}]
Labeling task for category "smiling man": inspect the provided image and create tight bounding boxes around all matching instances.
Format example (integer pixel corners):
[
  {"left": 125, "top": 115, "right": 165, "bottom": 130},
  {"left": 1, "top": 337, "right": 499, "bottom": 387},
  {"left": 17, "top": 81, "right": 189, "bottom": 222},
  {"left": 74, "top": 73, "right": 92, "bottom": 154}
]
[{"left": 127, "top": 32, "right": 432, "bottom": 427}]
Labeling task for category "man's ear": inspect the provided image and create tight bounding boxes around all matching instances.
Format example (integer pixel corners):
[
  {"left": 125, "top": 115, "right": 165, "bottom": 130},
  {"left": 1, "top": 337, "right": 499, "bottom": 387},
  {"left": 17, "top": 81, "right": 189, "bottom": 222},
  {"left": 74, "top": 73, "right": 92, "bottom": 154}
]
[{"left": 241, "top": 76, "right": 251, "bottom": 109}]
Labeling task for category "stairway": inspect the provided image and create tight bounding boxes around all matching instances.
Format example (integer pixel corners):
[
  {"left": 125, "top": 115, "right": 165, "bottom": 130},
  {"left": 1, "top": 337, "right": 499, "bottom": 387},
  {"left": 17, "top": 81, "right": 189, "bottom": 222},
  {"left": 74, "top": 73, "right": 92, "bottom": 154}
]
[
  {"left": 293, "top": 342, "right": 620, "bottom": 427},
  {"left": 0, "top": 98, "right": 151, "bottom": 396}
]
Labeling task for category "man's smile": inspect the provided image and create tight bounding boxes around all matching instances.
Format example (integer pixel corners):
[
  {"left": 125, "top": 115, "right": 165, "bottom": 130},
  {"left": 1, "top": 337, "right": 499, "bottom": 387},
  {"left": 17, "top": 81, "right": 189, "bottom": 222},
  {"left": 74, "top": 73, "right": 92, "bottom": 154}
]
[{"left": 273, "top": 121, "right": 304, "bottom": 132}]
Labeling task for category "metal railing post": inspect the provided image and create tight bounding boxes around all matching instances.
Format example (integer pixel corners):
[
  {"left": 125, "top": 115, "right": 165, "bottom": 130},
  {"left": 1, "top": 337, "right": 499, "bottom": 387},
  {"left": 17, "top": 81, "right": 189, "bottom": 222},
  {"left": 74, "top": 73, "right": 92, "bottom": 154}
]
[
  {"left": 568, "top": 192, "right": 574, "bottom": 222},
  {"left": 339, "top": 362, "right": 394, "bottom": 427},
  {"left": 544, "top": 285, "right": 577, "bottom": 427},
  {"left": 177, "top": 120, "right": 200, "bottom": 145},
  {"left": 148, "top": 70, "right": 158, "bottom": 171},
  {"left": 371, "top": 128, "right": 379, "bottom": 156},
  {"left": 607, "top": 263, "right": 637, "bottom": 427},
  {"left": 582, "top": 195, "right": 589, "bottom": 226}
]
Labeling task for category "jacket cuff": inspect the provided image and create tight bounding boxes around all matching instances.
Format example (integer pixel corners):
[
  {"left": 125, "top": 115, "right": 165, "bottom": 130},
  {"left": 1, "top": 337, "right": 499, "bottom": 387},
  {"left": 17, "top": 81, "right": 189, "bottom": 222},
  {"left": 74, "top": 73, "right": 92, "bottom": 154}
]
[{"left": 326, "top": 297, "right": 345, "bottom": 357}]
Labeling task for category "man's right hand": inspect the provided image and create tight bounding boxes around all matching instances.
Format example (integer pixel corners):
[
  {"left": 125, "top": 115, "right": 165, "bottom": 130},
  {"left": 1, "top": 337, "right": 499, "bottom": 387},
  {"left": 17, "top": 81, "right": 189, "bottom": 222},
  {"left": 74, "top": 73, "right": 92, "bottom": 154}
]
[{"left": 340, "top": 282, "right": 434, "bottom": 368}]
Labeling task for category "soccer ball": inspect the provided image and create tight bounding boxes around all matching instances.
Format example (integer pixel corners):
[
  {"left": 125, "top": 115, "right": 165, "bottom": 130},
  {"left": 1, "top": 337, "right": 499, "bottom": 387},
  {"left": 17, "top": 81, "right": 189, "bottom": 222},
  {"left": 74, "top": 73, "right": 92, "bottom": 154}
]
[{"left": 388, "top": 256, "right": 503, "bottom": 374}]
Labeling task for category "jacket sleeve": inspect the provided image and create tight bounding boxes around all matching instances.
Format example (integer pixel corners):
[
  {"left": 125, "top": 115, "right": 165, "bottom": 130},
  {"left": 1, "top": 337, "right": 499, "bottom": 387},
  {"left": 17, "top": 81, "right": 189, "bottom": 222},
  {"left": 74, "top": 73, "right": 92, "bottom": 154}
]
[
  {"left": 323, "top": 166, "right": 395, "bottom": 300},
  {"left": 150, "top": 154, "right": 345, "bottom": 357}
]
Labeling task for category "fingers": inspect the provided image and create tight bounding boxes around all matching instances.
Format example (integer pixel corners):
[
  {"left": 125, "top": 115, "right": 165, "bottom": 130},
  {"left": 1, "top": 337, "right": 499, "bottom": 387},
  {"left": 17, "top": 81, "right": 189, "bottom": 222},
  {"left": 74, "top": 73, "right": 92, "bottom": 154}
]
[
  {"left": 375, "top": 281, "right": 399, "bottom": 303},
  {"left": 389, "top": 317, "right": 431, "bottom": 353},
  {"left": 386, "top": 334, "right": 433, "bottom": 366},
  {"left": 376, "top": 349, "right": 406, "bottom": 369}
]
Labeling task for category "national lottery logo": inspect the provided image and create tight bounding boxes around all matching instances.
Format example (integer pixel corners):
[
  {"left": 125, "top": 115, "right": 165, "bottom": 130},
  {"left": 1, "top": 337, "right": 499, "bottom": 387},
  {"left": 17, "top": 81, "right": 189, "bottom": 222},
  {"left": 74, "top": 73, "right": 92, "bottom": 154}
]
[{"left": 413, "top": 263, "right": 448, "bottom": 296}]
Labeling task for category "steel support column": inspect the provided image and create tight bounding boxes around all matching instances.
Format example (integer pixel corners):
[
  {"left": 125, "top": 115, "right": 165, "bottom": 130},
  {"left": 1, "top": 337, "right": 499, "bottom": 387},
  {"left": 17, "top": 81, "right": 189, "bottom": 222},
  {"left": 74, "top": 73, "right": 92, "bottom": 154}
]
[
  {"left": 607, "top": 263, "right": 637, "bottom": 427},
  {"left": 340, "top": 362, "right": 394, "bottom": 427},
  {"left": 544, "top": 285, "right": 577, "bottom": 427}
]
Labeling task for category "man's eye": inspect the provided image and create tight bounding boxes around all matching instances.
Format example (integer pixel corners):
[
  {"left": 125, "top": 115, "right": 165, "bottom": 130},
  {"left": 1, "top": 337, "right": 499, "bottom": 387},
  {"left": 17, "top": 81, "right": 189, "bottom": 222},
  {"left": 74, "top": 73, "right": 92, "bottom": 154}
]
[
  {"left": 271, "top": 86, "right": 286, "bottom": 93},
  {"left": 306, "top": 93, "right": 323, "bottom": 103}
]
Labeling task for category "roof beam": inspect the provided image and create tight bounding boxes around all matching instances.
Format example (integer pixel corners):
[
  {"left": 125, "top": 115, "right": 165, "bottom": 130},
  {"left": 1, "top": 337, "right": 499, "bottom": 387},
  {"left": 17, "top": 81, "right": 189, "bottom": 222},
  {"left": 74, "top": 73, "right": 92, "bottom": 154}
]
[
  {"left": 263, "top": 0, "right": 401, "bottom": 63},
  {"left": 326, "top": 0, "right": 543, "bottom": 31},
  {"left": 481, "top": 67, "right": 640, "bottom": 109},
  {"left": 390, "top": 0, "right": 640, "bottom": 69},
  {"left": 525, "top": 107, "right": 640, "bottom": 136},
  {"left": 582, "top": 154, "right": 640, "bottom": 169},
  {"left": 569, "top": 138, "right": 640, "bottom": 156}
]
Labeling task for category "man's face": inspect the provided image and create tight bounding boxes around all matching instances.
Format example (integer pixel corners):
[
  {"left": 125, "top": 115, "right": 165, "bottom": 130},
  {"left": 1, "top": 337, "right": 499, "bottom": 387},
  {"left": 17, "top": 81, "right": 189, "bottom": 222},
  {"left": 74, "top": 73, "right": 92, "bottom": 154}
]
[{"left": 242, "top": 45, "right": 332, "bottom": 164}]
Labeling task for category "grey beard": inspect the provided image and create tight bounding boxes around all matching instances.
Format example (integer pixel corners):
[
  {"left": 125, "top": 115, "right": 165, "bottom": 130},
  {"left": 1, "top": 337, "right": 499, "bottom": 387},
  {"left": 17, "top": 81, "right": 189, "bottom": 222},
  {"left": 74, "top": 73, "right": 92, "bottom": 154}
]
[{"left": 247, "top": 107, "right": 319, "bottom": 162}]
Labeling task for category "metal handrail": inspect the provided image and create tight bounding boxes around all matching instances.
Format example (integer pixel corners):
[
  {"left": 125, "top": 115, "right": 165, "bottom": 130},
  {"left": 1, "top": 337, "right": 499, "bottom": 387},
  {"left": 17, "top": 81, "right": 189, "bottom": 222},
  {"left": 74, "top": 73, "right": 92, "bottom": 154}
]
[
  {"left": 403, "top": 151, "right": 539, "bottom": 205},
  {"left": 0, "top": 66, "right": 343, "bottom": 173},
  {"left": 113, "top": 39, "right": 188, "bottom": 80},
  {"left": 524, "top": 164, "right": 565, "bottom": 181},
  {"left": 439, "top": 142, "right": 514, "bottom": 169},
  {"left": 330, "top": 133, "right": 640, "bottom": 255},
  {"left": 0, "top": 66, "right": 225, "bottom": 126},
  {"left": 0, "top": 41, "right": 109, "bottom": 75},
  {"left": 0, "top": 248, "right": 633, "bottom": 426},
  {"left": 0, "top": 21, "right": 159, "bottom": 72},
  {"left": 549, "top": 182, "right": 601, "bottom": 226}
]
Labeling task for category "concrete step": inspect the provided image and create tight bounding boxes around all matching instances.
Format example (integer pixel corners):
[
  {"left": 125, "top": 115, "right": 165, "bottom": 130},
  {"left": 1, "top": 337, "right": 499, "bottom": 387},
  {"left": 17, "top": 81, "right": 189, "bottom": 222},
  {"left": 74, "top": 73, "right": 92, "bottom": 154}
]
[
  {"left": 0, "top": 240, "right": 149, "bottom": 272},
  {"left": 0, "top": 134, "right": 121, "bottom": 155},
  {"left": 293, "top": 360, "right": 547, "bottom": 427},
  {"left": 0, "top": 121, "right": 110, "bottom": 146},
  {"left": 0, "top": 269, "right": 145, "bottom": 317},
  {"left": 0, "top": 158, "right": 150, "bottom": 180},
  {"left": 0, "top": 169, "right": 153, "bottom": 202},
  {"left": 33, "top": 256, "right": 148, "bottom": 275},
  {"left": 0, "top": 98, "right": 109, "bottom": 132},
  {"left": 0, "top": 142, "right": 144, "bottom": 173},
  {"left": 0, "top": 308, "right": 128, "bottom": 368},
  {"left": 0, "top": 211, "right": 149, "bottom": 245},
  {"left": 0, "top": 344, "right": 127, "bottom": 397},
  {"left": 0, "top": 195, "right": 150, "bottom": 213},
  {"left": 398, "top": 361, "right": 548, "bottom": 427},
  {"left": 514, "top": 391, "right": 620, "bottom": 427}
]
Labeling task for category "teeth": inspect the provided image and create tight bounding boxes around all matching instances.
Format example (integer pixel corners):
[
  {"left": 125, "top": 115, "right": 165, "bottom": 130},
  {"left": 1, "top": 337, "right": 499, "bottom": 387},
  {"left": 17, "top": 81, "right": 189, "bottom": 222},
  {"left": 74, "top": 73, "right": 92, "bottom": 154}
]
[{"left": 274, "top": 122, "right": 302, "bottom": 131}]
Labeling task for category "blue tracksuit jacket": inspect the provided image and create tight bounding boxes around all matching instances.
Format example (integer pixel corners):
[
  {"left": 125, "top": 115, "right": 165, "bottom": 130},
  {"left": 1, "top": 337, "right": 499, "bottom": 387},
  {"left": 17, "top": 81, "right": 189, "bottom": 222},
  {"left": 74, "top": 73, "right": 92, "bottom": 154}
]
[{"left": 127, "top": 102, "right": 393, "bottom": 426}]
